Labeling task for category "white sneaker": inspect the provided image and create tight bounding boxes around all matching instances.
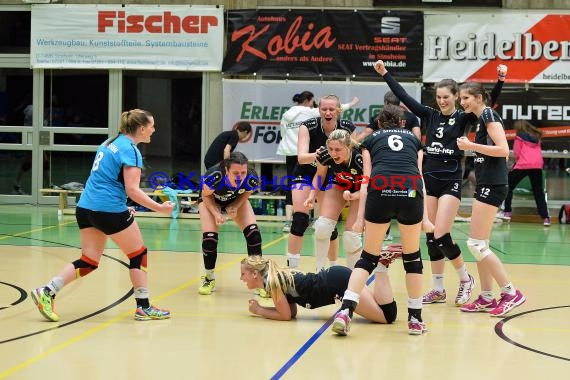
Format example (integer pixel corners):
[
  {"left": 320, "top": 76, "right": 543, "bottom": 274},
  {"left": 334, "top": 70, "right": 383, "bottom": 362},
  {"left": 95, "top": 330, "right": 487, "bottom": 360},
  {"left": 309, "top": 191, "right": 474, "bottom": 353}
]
[{"left": 455, "top": 274, "right": 476, "bottom": 306}]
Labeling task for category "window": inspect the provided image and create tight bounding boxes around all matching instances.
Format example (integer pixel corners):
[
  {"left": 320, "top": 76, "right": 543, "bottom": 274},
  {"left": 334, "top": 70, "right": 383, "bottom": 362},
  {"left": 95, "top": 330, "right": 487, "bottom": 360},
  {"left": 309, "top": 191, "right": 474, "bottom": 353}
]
[
  {"left": 0, "top": 68, "right": 33, "bottom": 126},
  {"left": 0, "top": 11, "right": 31, "bottom": 54},
  {"left": 44, "top": 70, "right": 109, "bottom": 129},
  {"left": 123, "top": 71, "right": 202, "bottom": 178}
]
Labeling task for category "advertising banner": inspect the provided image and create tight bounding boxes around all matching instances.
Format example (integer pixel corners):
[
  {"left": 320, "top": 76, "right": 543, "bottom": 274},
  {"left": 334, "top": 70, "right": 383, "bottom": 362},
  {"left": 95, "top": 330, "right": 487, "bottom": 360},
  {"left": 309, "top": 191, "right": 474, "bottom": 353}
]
[
  {"left": 424, "top": 13, "right": 570, "bottom": 83},
  {"left": 223, "top": 10, "right": 423, "bottom": 78},
  {"left": 496, "top": 87, "right": 570, "bottom": 151},
  {"left": 222, "top": 79, "right": 422, "bottom": 161},
  {"left": 30, "top": 4, "right": 223, "bottom": 71}
]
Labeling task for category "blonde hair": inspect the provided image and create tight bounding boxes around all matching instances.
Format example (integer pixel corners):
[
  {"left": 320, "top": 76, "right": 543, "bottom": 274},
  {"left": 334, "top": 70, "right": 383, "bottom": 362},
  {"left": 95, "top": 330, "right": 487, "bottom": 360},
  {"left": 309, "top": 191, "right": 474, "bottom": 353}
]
[
  {"left": 241, "top": 256, "right": 298, "bottom": 300},
  {"left": 514, "top": 120, "right": 542, "bottom": 140},
  {"left": 319, "top": 94, "right": 341, "bottom": 111},
  {"left": 326, "top": 129, "right": 359, "bottom": 150},
  {"left": 119, "top": 109, "right": 153, "bottom": 135}
]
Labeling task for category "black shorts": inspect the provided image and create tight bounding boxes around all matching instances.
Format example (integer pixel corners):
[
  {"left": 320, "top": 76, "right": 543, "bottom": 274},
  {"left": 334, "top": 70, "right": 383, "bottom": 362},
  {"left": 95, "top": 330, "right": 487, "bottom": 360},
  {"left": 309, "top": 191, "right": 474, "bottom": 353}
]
[
  {"left": 473, "top": 184, "right": 508, "bottom": 207},
  {"left": 76, "top": 207, "right": 134, "bottom": 235},
  {"left": 325, "top": 265, "right": 351, "bottom": 297},
  {"left": 365, "top": 189, "right": 424, "bottom": 225},
  {"left": 424, "top": 176, "right": 462, "bottom": 200}
]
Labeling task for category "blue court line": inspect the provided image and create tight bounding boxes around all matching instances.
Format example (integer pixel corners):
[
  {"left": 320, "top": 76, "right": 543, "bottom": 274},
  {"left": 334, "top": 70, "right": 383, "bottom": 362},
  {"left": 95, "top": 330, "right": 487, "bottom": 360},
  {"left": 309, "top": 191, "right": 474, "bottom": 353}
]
[{"left": 270, "top": 274, "right": 376, "bottom": 379}]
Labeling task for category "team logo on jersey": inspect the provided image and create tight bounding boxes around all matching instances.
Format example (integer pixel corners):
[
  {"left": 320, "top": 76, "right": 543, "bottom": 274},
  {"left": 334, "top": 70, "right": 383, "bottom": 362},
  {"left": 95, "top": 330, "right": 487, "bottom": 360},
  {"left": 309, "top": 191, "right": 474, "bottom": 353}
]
[
  {"left": 238, "top": 189, "right": 246, "bottom": 194},
  {"left": 350, "top": 168, "right": 358, "bottom": 175},
  {"left": 476, "top": 123, "right": 480, "bottom": 133},
  {"left": 449, "top": 118, "right": 456, "bottom": 126}
]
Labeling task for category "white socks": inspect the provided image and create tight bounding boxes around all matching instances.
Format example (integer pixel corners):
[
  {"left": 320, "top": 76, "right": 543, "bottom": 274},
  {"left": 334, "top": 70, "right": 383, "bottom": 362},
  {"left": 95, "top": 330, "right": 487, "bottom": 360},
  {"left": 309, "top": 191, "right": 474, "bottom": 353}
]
[
  {"left": 46, "top": 276, "right": 64, "bottom": 296},
  {"left": 287, "top": 253, "right": 300, "bottom": 268}
]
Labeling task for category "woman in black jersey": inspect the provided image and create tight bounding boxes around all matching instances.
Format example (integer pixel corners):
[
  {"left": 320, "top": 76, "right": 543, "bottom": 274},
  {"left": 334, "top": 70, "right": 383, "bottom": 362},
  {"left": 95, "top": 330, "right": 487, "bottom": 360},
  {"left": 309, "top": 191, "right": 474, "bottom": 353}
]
[
  {"left": 456, "top": 82, "right": 526, "bottom": 317},
  {"left": 286, "top": 95, "right": 356, "bottom": 269},
  {"left": 197, "top": 152, "right": 262, "bottom": 296},
  {"left": 304, "top": 129, "right": 403, "bottom": 272},
  {"left": 333, "top": 100, "right": 427, "bottom": 336},
  {"left": 374, "top": 59, "right": 507, "bottom": 307},
  {"left": 304, "top": 129, "right": 365, "bottom": 270},
  {"left": 240, "top": 255, "right": 397, "bottom": 324}
]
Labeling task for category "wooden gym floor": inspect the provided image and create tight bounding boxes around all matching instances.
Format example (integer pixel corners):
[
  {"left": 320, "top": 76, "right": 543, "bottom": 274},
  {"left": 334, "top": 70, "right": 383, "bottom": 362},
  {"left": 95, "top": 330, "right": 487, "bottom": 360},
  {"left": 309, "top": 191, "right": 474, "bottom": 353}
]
[{"left": 0, "top": 204, "right": 569, "bottom": 379}]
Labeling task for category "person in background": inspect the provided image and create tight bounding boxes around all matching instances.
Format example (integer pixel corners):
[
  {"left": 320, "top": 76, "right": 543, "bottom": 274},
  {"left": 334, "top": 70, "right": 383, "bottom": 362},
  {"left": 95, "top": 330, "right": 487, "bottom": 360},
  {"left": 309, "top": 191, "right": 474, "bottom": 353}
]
[
  {"left": 457, "top": 81, "right": 526, "bottom": 316},
  {"left": 499, "top": 120, "right": 550, "bottom": 226},
  {"left": 277, "top": 91, "right": 358, "bottom": 233},
  {"left": 31, "top": 109, "right": 174, "bottom": 322},
  {"left": 197, "top": 151, "right": 262, "bottom": 295},
  {"left": 240, "top": 255, "right": 397, "bottom": 324},
  {"left": 204, "top": 121, "right": 252, "bottom": 170}
]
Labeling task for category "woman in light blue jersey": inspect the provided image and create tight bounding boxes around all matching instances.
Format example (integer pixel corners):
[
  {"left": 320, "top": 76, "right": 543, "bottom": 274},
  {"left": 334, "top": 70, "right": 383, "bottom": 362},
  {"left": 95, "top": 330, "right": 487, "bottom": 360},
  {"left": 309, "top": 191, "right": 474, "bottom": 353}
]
[{"left": 31, "top": 109, "right": 175, "bottom": 322}]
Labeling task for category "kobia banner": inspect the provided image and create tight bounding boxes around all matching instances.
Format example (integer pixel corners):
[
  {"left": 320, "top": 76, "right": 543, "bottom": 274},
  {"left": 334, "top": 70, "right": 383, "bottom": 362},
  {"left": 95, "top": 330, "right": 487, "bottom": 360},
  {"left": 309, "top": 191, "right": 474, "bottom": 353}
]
[
  {"left": 424, "top": 13, "right": 570, "bottom": 83},
  {"left": 223, "top": 10, "right": 423, "bottom": 79}
]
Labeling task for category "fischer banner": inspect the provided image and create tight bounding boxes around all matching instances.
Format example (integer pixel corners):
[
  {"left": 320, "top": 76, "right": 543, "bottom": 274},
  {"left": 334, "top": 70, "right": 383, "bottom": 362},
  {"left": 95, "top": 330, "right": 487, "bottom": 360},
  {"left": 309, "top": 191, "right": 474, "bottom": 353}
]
[
  {"left": 424, "top": 13, "right": 570, "bottom": 83},
  {"left": 30, "top": 4, "right": 223, "bottom": 71},
  {"left": 223, "top": 10, "right": 423, "bottom": 79},
  {"left": 222, "top": 79, "right": 421, "bottom": 161}
]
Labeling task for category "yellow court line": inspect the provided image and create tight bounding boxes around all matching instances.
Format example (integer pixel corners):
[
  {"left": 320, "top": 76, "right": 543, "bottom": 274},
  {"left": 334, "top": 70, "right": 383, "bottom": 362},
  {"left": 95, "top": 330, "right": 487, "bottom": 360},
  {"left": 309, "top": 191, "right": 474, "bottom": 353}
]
[
  {"left": 0, "top": 220, "right": 76, "bottom": 241},
  {"left": 0, "top": 234, "right": 288, "bottom": 379}
]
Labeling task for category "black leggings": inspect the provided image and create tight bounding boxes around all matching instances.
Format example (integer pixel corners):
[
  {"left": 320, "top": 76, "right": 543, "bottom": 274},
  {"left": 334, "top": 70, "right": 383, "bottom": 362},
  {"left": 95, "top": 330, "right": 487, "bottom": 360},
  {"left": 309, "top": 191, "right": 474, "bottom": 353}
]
[
  {"left": 283, "top": 155, "right": 298, "bottom": 206},
  {"left": 504, "top": 169, "right": 549, "bottom": 218}
]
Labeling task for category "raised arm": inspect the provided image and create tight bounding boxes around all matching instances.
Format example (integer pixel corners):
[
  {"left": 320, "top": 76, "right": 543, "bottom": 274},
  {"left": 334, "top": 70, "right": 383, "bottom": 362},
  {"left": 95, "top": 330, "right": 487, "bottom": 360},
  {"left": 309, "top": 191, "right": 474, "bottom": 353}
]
[
  {"left": 489, "top": 64, "right": 507, "bottom": 106},
  {"left": 374, "top": 60, "right": 430, "bottom": 118}
]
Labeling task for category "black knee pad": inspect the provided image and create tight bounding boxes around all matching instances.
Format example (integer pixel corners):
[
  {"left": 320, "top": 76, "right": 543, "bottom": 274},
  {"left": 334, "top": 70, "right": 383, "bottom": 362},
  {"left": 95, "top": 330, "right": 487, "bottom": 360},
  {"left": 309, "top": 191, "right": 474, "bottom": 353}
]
[
  {"left": 128, "top": 247, "right": 148, "bottom": 270},
  {"left": 202, "top": 232, "right": 219, "bottom": 270},
  {"left": 202, "top": 232, "right": 219, "bottom": 254},
  {"left": 243, "top": 224, "right": 262, "bottom": 256},
  {"left": 379, "top": 300, "right": 397, "bottom": 324},
  {"left": 402, "top": 250, "right": 423, "bottom": 274},
  {"left": 354, "top": 250, "right": 380, "bottom": 274},
  {"left": 290, "top": 212, "right": 310, "bottom": 237},
  {"left": 426, "top": 232, "right": 444, "bottom": 261},
  {"left": 72, "top": 255, "right": 99, "bottom": 278},
  {"left": 330, "top": 227, "right": 338, "bottom": 241},
  {"left": 435, "top": 233, "right": 461, "bottom": 261}
]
